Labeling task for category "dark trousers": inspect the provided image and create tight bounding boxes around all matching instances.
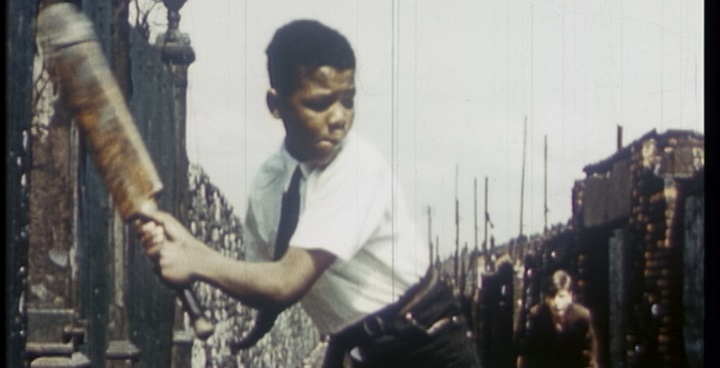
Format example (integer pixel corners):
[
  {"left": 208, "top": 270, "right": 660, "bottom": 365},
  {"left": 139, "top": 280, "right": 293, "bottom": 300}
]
[{"left": 322, "top": 270, "right": 481, "bottom": 368}]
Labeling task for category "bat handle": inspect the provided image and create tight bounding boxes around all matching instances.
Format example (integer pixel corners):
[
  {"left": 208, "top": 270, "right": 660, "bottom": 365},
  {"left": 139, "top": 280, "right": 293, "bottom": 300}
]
[
  {"left": 179, "top": 288, "right": 215, "bottom": 340},
  {"left": 132, "top": 211, "right": 215, "bottom": 340}
]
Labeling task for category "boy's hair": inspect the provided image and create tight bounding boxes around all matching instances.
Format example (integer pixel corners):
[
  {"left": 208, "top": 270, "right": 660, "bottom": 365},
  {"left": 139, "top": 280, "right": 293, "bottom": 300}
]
[
  {"left": 546, "top": 269, "right": 573, "bottom": 297},
  {"left": 266, "top": 20, "right": 356, "bottom": 97}
]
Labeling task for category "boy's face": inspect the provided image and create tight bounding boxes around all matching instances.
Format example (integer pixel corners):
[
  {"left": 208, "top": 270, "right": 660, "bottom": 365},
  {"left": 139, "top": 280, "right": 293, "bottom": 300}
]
[
  {"left": 550, "top": 289, "right": 573, "bottom": 318},
  {"left": 274, "top": 66, "right": 356, "bottom": 166}
]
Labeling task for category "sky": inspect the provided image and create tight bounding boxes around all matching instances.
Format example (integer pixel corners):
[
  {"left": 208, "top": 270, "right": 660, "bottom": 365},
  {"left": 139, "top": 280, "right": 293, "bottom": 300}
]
[{"left": 138, "top": 0, "right": 704, "bottom": 258}]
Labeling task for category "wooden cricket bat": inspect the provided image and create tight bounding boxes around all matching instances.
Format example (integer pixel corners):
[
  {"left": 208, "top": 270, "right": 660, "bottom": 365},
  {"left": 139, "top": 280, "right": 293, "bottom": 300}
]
[{"left": 37, "top": 2, "right": 214, "bottom": 340}]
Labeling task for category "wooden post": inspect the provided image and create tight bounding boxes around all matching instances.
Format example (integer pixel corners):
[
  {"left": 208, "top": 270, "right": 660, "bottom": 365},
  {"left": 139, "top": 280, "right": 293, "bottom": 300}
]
[
  {"left": 460, "top": 242, "right": 467, "bottom": 295},
  {"left": 544, "top": 134, "right": 548, "bottom": 234},
  {"left": 472, "top": 178, "right": 478, "bottom": 291},
  {"left": 435, "top": 236, "right": 440, "bottom": 269},
  {"left": 428, "top": 206, "right": 433, "bottom": 267},
  {"left": 454, "top": 165, "right": 460, "bottom": 286},
  {"left": 519, "top": 117, "right": 527, "bottom": 237},
  {"left": 484, "top": 177, "right": 489, "bottom": 269},
  {"left": 474, "top": 178, "right": 478, "bottom": 261}
]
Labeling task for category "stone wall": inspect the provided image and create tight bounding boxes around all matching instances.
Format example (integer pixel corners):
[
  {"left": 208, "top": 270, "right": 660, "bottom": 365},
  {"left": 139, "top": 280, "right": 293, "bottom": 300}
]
[{"left": 185, "top": 164, "right": 321, "bottom": 367}]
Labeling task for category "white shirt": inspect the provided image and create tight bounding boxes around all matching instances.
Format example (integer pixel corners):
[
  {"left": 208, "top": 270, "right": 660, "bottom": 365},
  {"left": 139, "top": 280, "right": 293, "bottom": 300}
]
[{"left": 244, "top": 132, "right": 429, "bottom": 335}]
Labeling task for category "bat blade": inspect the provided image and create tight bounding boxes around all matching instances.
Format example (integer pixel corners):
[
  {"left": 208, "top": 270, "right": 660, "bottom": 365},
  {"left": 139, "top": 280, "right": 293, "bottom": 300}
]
[{"left": 38, "top": 2, "right": 163, "bottom": 221}]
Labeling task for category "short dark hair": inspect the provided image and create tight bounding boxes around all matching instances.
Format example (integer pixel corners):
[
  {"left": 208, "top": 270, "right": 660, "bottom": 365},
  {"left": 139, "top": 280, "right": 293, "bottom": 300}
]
[{"left": 266, "top": 20, "right": 356, "bottom": 97}]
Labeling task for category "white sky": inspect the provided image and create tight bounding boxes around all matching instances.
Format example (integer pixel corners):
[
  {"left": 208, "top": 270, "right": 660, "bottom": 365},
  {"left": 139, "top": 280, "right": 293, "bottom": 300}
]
[{"left": 145, "top": 0, "right": 704, "bottom": 258}]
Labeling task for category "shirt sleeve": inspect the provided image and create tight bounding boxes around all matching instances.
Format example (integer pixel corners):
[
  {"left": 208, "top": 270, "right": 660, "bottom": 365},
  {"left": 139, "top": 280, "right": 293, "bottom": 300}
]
[
  {"left": 243, "top": 201, "right": 272, "bottom": 262},
  {"left": 290, "top": 145, "right": 391, "bottom": 261}
]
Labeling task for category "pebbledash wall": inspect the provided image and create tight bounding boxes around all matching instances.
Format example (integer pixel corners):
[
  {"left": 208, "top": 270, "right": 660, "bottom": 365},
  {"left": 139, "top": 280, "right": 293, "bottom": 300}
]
[{"left": 184, "top": 164, "right": 323, "bottom": 367}]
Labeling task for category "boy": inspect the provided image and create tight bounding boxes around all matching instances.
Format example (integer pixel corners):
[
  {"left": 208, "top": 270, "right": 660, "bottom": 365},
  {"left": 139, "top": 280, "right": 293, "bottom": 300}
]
[
  {"left": 138, "top": 19, "right": 480, "bottom": 367},
  {"left": 516, "top": 270, "right": 598, "bottom": 368}
]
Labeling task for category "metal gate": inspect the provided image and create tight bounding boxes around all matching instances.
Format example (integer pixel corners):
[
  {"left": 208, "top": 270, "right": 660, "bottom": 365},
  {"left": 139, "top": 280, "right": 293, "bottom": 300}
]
[{"left": 10, "top": 1, "right": 195, "bottom": 366}]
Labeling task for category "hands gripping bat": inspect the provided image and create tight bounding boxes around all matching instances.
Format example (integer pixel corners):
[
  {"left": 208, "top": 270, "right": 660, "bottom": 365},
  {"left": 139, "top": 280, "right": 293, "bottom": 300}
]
[{"left": 37, "top": 2, "right": 214, "bottom": 340}]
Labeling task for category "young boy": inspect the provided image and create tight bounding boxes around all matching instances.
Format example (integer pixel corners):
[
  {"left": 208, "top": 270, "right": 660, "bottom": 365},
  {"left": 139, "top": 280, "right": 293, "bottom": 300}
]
[
  {"left": 516, "top": 270, "right": 598, "bottom": 368},
  {"left": 138, "top": 19, "right": 480, "bottom": 367}
]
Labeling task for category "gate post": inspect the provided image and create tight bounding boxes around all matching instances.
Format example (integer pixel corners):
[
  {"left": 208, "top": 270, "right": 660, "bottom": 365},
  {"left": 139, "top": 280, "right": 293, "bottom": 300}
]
[
  {"left": 7, "top": 0, "right": 37, "bottom": 366},
  {"left": 106, "top": 1, "right": 142, "bottom": 366},
  {"left": 155, "top": 2, "right": 196, "bottom": 366}
]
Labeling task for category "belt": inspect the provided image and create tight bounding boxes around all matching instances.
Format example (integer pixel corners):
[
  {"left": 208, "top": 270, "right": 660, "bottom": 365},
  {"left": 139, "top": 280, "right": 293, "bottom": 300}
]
[{"left": 330, "top": 269, "right": 464, "bottom": 349}]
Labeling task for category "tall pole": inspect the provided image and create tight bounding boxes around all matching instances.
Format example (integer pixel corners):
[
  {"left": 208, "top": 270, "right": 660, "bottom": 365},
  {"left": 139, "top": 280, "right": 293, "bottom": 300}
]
[
  {"left": 519, "top": 116, "right": 527, "bottom": 237},
  {"left": 454, "top": 165, "right": 460, "bottom": 286},
  {"left": 484, "top": 176, "right": 489, "bottom": 268},
  {"left": 428, "top": 206, "right": 433, "bottom": 266},
  {"left": 460, "top": 242, "right": 468, "bottom": 295},
  {"left": 472, "top": 178, "right": 478, "bottom": 290},
  {"left": 474, "top": 178, "right": 478, "bottom": 255},
  {"left": 544, "top": 134, "right": 548, "bottom": 234},
  {"left": 435, "top": 236, "right": 440, "bottom": 268}
]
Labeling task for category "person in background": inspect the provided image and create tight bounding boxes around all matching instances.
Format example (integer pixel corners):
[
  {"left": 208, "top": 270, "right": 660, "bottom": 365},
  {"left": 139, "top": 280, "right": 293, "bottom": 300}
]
[
  {"left": 516, "top": 269, "right": 598, "bottom": 368},
  {"left": 137, "top": 19, "right": 481, "bottom": 368}
]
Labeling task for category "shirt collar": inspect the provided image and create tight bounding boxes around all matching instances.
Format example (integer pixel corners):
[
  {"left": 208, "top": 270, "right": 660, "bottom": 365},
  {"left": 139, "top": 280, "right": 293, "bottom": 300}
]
[
  {"left": 279, "top": 132, "right": 355, "bottom": 184},
  {"left": 278, "top": 145, "right": 309, "bottom": 190}
]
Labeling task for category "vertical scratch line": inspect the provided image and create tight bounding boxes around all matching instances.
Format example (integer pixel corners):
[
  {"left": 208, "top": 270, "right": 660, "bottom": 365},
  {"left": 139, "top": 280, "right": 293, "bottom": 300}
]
[{"left": 391, "top": 0, "right": 398, "bottom": 298}]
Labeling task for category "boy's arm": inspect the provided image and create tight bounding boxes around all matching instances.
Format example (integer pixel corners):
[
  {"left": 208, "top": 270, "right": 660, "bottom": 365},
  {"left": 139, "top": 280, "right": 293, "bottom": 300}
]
[
  {"left": 139, "top": 210, "right": 336, "bottom": 310},
  {"left": 198, "top": 246, "right": 335, "bottom": 308}
]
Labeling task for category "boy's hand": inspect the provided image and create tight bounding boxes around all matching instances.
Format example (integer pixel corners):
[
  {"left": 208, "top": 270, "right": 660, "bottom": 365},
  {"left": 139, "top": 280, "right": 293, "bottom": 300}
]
[{"left": 134, "top": 211, "right": 207, "bottom": 286}]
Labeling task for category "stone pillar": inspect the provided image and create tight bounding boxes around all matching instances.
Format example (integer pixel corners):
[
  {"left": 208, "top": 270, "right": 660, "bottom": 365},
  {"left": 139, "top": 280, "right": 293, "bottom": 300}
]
[
  {"left": 156, "top": 0, "right": 195, "bottom": 179},
  {"left": 155, "top": 2, "right": 196, "bottom": 367},
  {"left": 156, "top": 0, "right": 195, "bottom": 229}
]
